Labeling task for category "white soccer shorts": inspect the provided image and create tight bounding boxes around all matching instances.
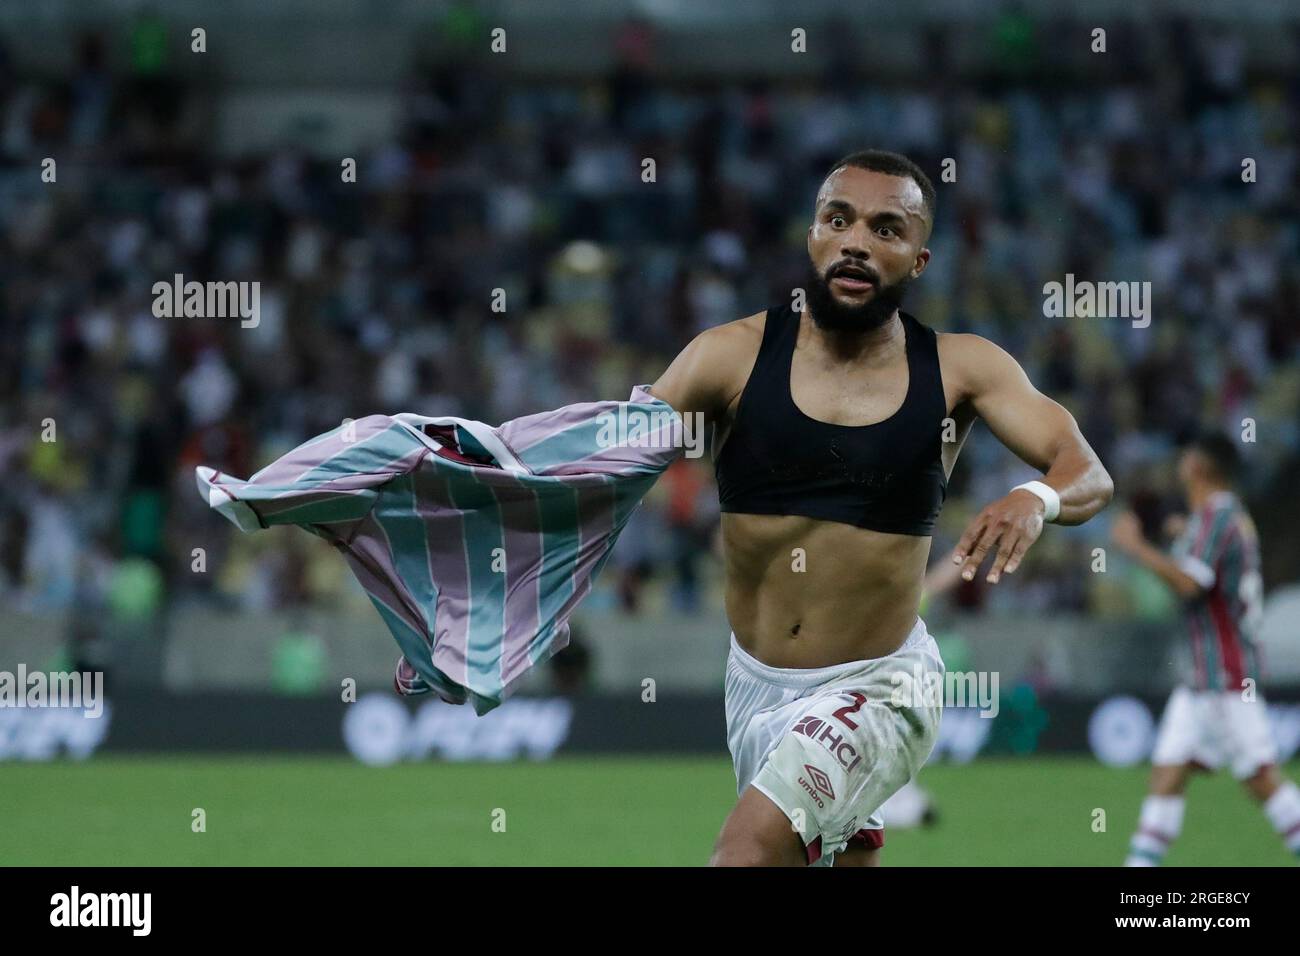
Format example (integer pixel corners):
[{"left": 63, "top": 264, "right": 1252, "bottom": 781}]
[
  {"left": 1150, "top": 685, "right": 1278, "bottom": 779},
  {"left": 724, "top": 616, "right": 944, "bottom": 865}
]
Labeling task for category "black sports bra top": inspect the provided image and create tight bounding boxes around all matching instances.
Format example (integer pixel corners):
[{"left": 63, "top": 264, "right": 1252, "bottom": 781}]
[{"left": 714, "top": 302, "right": 948, "bottom": 536}]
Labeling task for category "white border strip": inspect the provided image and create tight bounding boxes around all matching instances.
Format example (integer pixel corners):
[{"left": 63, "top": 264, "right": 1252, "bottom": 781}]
[{"left": 391, "top": 413, "right": 530, "bottom": 475}]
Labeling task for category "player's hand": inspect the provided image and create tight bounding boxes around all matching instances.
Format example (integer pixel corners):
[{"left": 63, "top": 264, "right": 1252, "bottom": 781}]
[
  {"left": 951, "top": 489, "right": 1046, "bottom": 584},
  {"left": 1110, "top": 510, "right": 1146, "bottom": 554}
]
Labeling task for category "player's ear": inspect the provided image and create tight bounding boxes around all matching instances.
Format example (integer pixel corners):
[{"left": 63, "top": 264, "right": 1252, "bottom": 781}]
[{"left": 910, "top": 247, "right": 931, "bottom": 279}]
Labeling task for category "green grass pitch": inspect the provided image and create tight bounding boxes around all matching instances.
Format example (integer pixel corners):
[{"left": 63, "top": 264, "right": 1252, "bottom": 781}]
[{"left": 1, "top": 756, "right": 1295, "bottom": 866}]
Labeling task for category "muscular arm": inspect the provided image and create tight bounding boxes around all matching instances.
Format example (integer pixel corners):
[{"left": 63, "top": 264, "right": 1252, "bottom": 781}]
[
  {"left": 648, "top": 317, "right": 757, "bottom": 429},
  {"left": 944, "top": 334, "right": 1114, "bottom": 583}
]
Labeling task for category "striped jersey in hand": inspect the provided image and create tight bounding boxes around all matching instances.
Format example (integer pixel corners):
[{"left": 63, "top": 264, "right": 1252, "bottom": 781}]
[{"left": 197, "top": 385, "right": 684, "bottom": 714}]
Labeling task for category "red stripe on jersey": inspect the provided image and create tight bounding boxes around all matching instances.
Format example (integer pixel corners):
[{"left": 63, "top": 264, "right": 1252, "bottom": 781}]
[
  {"left": 1189, "top": 615, "right": 1206, "bottom": 688},
  {"left": 1185, "top": 505, "right": 1219, "bottom": 689},
  {"left": 1208, "top": 586, "right": 1244, "bottom": 689},
  {"left": 1210, "top": 517, "right": 1240, "bottom": 567},
  {"left": 1190, "top": 504, "right": 1215, "bottom": 557}
]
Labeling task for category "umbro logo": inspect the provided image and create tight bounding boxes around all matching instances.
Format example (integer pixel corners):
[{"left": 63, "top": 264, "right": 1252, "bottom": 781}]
[{"left": 802, "top": 763, "right": 835, "bottom": 800}]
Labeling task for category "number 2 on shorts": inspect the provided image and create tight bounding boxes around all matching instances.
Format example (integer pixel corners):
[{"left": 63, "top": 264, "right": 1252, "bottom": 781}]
[{"left": 832, "top": 691, "right": 868, "bottom": 730}]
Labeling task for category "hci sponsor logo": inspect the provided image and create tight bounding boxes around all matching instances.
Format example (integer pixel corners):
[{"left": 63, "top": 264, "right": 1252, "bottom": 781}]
[{"left": 793, "top": 714, "right": 862, "bottom": 771}]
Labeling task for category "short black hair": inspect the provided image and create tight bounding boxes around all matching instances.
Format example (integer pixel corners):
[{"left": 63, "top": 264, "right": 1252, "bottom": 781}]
[
  {"left": 823, "top": 149, "right": 937, "bottom": 227},
  {"left": 1188, "top": 431, "right": 1242, "bottom": 483}
]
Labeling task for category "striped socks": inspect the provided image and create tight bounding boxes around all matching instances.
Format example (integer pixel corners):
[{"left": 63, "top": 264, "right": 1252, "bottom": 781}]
[
  {"left": 1126, "top": 781, "right": 1300, "bottom": 865},
  {"left": 1125, "top": 795, "right": 1185, "bottom": 867},
  {"left": 1263, "top": 781, "right": 1300, "bottom": 858}
]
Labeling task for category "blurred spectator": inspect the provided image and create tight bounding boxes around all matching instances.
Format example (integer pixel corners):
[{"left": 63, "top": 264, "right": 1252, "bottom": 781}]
[{"left": 0, "top": 18, "right": 1297, "bottom": 686}]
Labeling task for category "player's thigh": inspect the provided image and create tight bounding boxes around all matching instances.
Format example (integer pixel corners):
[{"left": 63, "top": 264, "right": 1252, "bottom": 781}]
[
  {"left": 1219, "top": 695, "right": 1278, "bottom": 782},
  {"left": 710, "top": 785, "right": 806, "bottom": 867},
  {"left": 1150, "top": 687, "right": 1202, "bottom": 772}
]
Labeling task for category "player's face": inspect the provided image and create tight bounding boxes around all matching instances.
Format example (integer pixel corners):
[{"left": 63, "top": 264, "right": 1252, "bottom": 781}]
[{"left": 805, "top": 167, "right": 931, "bottom": 331}]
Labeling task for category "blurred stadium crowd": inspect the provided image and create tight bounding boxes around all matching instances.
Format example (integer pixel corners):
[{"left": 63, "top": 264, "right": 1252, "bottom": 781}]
[{"left": 1, "top": 11, "right": 1298, "bottom": 683}]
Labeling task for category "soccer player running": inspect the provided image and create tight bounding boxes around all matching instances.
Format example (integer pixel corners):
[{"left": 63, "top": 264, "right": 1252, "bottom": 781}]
[
  {"left": 1112, "top": 434, "right": 1300, "bottom": 865},
  {"left": 649, "top": 150, "right": 1114, "bottom": 866}
]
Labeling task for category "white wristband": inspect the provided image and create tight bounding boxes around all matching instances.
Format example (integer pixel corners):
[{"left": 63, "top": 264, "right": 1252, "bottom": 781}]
[{"left": 1012, "top": 480, "right": 1060, "bottom": 522}]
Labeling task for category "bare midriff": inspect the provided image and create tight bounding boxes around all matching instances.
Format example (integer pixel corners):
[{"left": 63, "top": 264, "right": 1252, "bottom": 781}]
[{"left": 721, "top": 511, "right": 930, "bottom": 668}]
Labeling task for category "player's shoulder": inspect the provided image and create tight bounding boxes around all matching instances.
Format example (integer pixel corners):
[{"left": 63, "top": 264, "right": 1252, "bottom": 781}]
[
  {"left": 695, "top": 309, "right": 766, "bottom": 351},
  {"left": 934, "top": 331, "right": 1023, "bottom": 396},
  {"left": 1207, "top": 492, "right": 1252, "bottom": 528},
  {"left": 655, "top": 310, "right": 767, "bottom": 415},
  {"left": 1204, "top": 490, "right": 1239, "bottom": 513},
  {"left": 1193, "top": 494, "right": 1255, "bottom": 552},
  {"left": 935, "top": 331, "right": 1014, "bottom": 361},
  {"left": 685, "top": 310, "right": 767, "bottom": 375}
]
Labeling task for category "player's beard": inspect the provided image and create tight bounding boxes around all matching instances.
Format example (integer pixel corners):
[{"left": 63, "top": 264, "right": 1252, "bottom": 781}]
[{"left": 805, "top": 262, "right": 914, "bottom": 333}]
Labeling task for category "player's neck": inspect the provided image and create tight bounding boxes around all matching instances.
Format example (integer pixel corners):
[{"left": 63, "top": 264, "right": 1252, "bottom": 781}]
[
  {"left": 802, "top": 308, "right": 904, "bottom": 365},
  {"left": 1188, "top": 481, "right": 1231, "bottom": 509}
]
